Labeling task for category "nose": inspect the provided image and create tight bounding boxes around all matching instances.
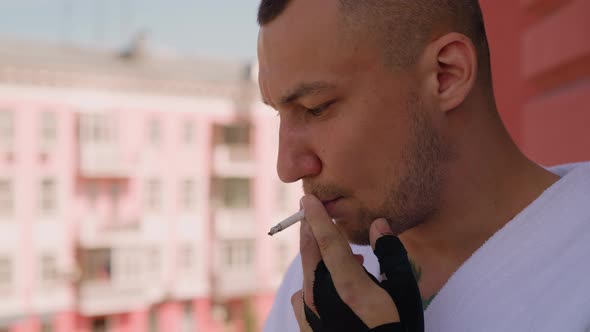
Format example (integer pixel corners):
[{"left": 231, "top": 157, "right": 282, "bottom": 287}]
[{"left": 276, "top": 120, "right": 322, "bottom": 183}]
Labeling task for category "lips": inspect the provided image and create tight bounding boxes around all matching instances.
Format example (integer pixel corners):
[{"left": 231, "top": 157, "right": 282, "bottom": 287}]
[
  {"left": 321, "top": 197, "right": 342, "bottom": 215},
  {"left": 321, "top": 197, "right": 340, "bottom": 205}
]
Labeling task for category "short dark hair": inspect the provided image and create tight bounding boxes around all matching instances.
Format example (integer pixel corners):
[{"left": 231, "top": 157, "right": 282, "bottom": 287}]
[
  {"left": 257, "top": 0, "right": 290, "bottom": 25},
  {"left": 258, "top": 0, "right": 491, "bottom": 81}
]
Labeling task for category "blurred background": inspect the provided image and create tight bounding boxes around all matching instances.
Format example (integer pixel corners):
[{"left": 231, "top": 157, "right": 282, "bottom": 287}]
[{"left": 0, "top": 0, "right": 587, "bottom": 332}]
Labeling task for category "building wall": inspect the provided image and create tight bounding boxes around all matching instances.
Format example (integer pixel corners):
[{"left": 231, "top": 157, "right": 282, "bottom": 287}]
[
  {"left": 0, "top": 80, "right": 299, "bottom": 332},
  {"left": 480, "top": 0, "right": 590, "bottom": 165}
]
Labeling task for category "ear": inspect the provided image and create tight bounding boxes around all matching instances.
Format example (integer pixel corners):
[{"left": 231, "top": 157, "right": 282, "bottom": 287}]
[{"left": 424, "top": 32, "right": 478, "bottom": 113}]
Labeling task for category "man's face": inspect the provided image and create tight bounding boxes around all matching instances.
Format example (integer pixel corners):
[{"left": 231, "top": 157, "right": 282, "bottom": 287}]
[{"left": 258, "top": 0, "right": 452, "bottom": 244}]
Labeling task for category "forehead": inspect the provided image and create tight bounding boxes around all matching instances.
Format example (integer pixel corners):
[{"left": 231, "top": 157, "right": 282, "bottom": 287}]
[{"left": 257, "top": 0, "right": 371, "bottom": 103}]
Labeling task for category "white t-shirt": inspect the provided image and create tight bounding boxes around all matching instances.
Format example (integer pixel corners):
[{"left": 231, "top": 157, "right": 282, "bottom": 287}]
[{"left": 263, "top": 162, "right": 590, "bottom": 332}]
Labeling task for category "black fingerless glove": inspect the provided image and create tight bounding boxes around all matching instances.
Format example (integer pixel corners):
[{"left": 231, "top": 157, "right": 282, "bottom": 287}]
[{"left": 304, "top": 236, "right": 424, "bottom": 332}]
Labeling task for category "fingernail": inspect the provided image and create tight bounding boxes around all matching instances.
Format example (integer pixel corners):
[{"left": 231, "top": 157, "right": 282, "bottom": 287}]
[{"left": 374, "top": 218, "right": 393, "bottom": 235}]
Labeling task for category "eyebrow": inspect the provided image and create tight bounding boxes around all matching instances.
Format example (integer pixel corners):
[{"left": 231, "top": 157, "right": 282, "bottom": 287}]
[{"left": 279, "top": 81, "right": 335, "bottom": 106}]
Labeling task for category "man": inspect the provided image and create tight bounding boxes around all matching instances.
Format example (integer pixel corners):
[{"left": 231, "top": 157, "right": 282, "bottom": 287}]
[{"left": 257, "top": 0, "right": 590, "bottom": 331}]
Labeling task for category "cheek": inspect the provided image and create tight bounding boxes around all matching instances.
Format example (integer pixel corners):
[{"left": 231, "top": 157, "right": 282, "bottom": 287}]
[
  {"left": 317, "top": 94, "right": 413, "bottom": 182},
  {"left": 338, "top": 114, "right": 412, "bottom": 194}
]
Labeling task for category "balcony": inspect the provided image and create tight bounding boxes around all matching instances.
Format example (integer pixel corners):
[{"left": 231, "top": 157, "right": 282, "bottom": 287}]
[
  {"left": 212, "top": 144, "right": 255, "bottom": 177},
  {"left": 78, "top": 247, "right": 164, "bottom": 315},
  {"left": 0, "top": 289, "right": 22, "bottom": 327},
  {"left": 212, "top": 266, "right": 257, "bottom": 300},
  {"left": 78, "top": 217, "right": 141, "bottom": 248},
  {"left": 214, "top": 208, "right": 255, "bottom": 239},
  {"left": 79, "top": 143, "right": 131, "bottom": 178},
  {"left": 78, "top": 280, "right": 159, "bottom": 316}
]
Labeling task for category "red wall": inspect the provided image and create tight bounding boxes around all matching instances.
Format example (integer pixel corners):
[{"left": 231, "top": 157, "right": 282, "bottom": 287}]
[{"left": 480, "top": 0, "right": 590, "bottom": 165}]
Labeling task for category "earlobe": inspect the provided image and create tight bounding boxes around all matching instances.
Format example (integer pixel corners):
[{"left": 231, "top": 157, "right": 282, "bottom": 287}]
[{"left": 433, "top": 33, "right": 477, "bottom": 113}]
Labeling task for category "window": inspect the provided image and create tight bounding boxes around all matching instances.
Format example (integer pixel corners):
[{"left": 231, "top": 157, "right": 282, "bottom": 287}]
[
  {"left": 110, "top": 182, "right": 122, "bottom": 214},
  {"left": 40, "top": 179, "right": 57, "bottom": 215},
  {"left": 39, "top": 111, "right": 57, "bottom": 148},
  {"left": 120, "top": 249, "right": 140, "bottom": 282},
  {"left": 182, "top": 302, "right": 194, "bottom": 332},
  {"left": 146, "top": 179, "right": 162, "bottom": 211},
  {"left": 0, "top": 180, "right": 13, "bottom": 216},
  {"left": 81, "top": 249, "right": 111, "bottom": 282},
  {"left": 91, "top": 318, "right": 109, "bottom": 332},
  {"left": 179, "top": 245, "right": 193, "bottom": 271},
  {"left": 79, "top": 113, "right": 112, "bottom": 144},
  {"left": 148, "top": 118, "right": 161, "bottom": 146},
  {"left": 222, "top": 124, "right": 250, "bottom": 145},
  {"left": 180, "top": 180, "right": 196, "bottom": 210},
  {"left": 40, "top": 255, "right": 58, "bottom": 284},
  {"left": 223, "top": 240, "right": 254, "bottom": 269},
  {"left": 182, "top": 121, "right": 194, "bottom": 145},
  {"left": 147, "top": 248, "right": 160, "bottom": 277},
  {"left": 0, "top": 111, "right": 14, "bottom": 149},
  {"left": 148, "top": 307, "right": 159, "bottom": 332},
  {"left": 217, "top": 178, "right": 250, "bottom": 208},
  {"left": 86, "top": 181, "right": 98, "bottom": 207},
  {"left": 0, "top": 257, "right": 12, "bottom": 287},
  {"left": 40, "top": 323, "right": 53, "bottom": 332},
  {"left": 211, "top": 302, "right": 229, "bottom": 322}
]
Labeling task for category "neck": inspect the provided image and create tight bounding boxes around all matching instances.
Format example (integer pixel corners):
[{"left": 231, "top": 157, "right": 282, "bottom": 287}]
[{"left": 400, "top": 107, "right": 560, "bottom": 302}]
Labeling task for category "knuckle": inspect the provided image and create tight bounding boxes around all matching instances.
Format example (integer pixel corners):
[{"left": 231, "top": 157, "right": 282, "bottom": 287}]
[
  {"left": 303, "top": 292, "right": 315, "bottom": 309},
  {"left": 315, "top": 233, "right": 334, "bottom": 252},
  {"left": 304, "top": 285, "right": 313, "bottom": 300},
  {"left": 337, "top": 284, "right": 361, "bottom": 308},
  {"left": 337, "top": 278, "right": 377, "bottom": 311},
  {"left": 300, "top": 226, "right": 315, "bottom": 248},
  {"left": 291, "top": 290, "right": 302, "bottom": 307}
]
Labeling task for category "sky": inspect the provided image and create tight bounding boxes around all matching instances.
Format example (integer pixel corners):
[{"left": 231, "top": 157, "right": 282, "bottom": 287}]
[{"left": 0, "top": 0, "right": 261, "bottom": 62}]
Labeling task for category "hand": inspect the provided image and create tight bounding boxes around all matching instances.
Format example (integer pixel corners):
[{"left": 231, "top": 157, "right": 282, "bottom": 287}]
[{"left": 291, "top": 195, "right": 424, "bottom": 332}]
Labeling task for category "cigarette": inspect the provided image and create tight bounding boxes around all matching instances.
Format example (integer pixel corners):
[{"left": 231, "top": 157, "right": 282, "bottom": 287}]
[{"left": 268, "top": 209, "right": 305, "bottom": 236}]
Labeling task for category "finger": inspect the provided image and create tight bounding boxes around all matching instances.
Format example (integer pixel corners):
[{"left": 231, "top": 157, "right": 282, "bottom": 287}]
[
  {"left": 370, "top": 218, "right": 424, "bottom": 332},
  {"left": 291, "top": 290, "right": 313, "bottom": 332},
  {"left": 312, "top": 259, "right": 400, "bottom": 329},
  {"left": 353, "top": 254, "right": 364, "bottom": 265},
  {"left": 370, "top": 218, "right": 397, "bottom": 283},
  {"left": 369, "top": 218, "right": 396, "bottom": 251},
  {"left": 369, "top": 218, "right": 412, "bottom": 278},
  {"left": 301, "top": 195, "right": 396, "bottom": 325},
  {"left": 300, "top": 195, "right": 363, "bottom": 287},
  {"left": 300, "top": 217, "right": 321, "bottom": 315}
]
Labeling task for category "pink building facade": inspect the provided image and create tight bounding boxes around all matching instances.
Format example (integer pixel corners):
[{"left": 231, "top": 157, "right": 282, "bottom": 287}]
[{"left": 0, "top": 40, "right": 300, "bottom": 332}]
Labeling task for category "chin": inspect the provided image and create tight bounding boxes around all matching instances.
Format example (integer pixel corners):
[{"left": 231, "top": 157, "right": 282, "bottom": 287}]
[
  {"left": 334, "top": 218, "right": 371, "bottom": 246},
  {"left": 347, "top": 230, "right": 371, "bottom": 246}
]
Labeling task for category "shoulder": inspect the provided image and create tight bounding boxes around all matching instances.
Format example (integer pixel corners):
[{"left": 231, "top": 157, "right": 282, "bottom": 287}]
[{"left": 262, "top": 254, "right": 302, "bottom": 332}]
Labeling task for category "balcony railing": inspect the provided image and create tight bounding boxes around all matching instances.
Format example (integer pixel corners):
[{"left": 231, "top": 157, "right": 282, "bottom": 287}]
[
  {"left": 79, "top": 217, "right": 141, "bottom": 248},
  {"left": 212, "top": 144, "right": 255, "bottom": 177},
  {"left": 0, "top": 289, "right": 25, "bottom": 327},
  {"left": 78, "top": 280, "right": 159, "bottom": 316},
  {"left": 79, "top": 143, "right": 131, "bottom": 178},
  {"left": 213, "top": 208, "right": 255, "bottom": 239},
  {"left": 211, "top": 266, "right": 257, "bottom": 299}
]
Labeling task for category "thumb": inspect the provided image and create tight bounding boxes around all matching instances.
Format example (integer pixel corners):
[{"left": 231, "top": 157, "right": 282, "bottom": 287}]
[
  {"left": 369, "top": 218, "right": 425, "bottom": 332},
  {"left": 369, "top": 218, "right": 410, "bottom": 279},
  {"left": 369, "top": 218, "right": 395, "bottom": 251}
]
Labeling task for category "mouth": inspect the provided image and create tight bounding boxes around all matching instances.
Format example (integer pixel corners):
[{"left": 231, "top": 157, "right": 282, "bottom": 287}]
[{"left": 321, "top": 197, "right": 343, "bottom": 214}]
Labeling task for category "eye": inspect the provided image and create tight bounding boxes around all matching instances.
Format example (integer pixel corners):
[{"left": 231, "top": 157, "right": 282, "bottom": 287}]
[{"left": 305, "top": 101, "right": 334, "bottom": 117}]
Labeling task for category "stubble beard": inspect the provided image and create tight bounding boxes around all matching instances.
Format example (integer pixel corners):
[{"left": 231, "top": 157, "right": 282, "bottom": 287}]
[
  {"left": 302, "top": 94, "right": 455, "bottom": 246},
  {"left": 350, "top": 95, "right": 456, "bottom": 245}
]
